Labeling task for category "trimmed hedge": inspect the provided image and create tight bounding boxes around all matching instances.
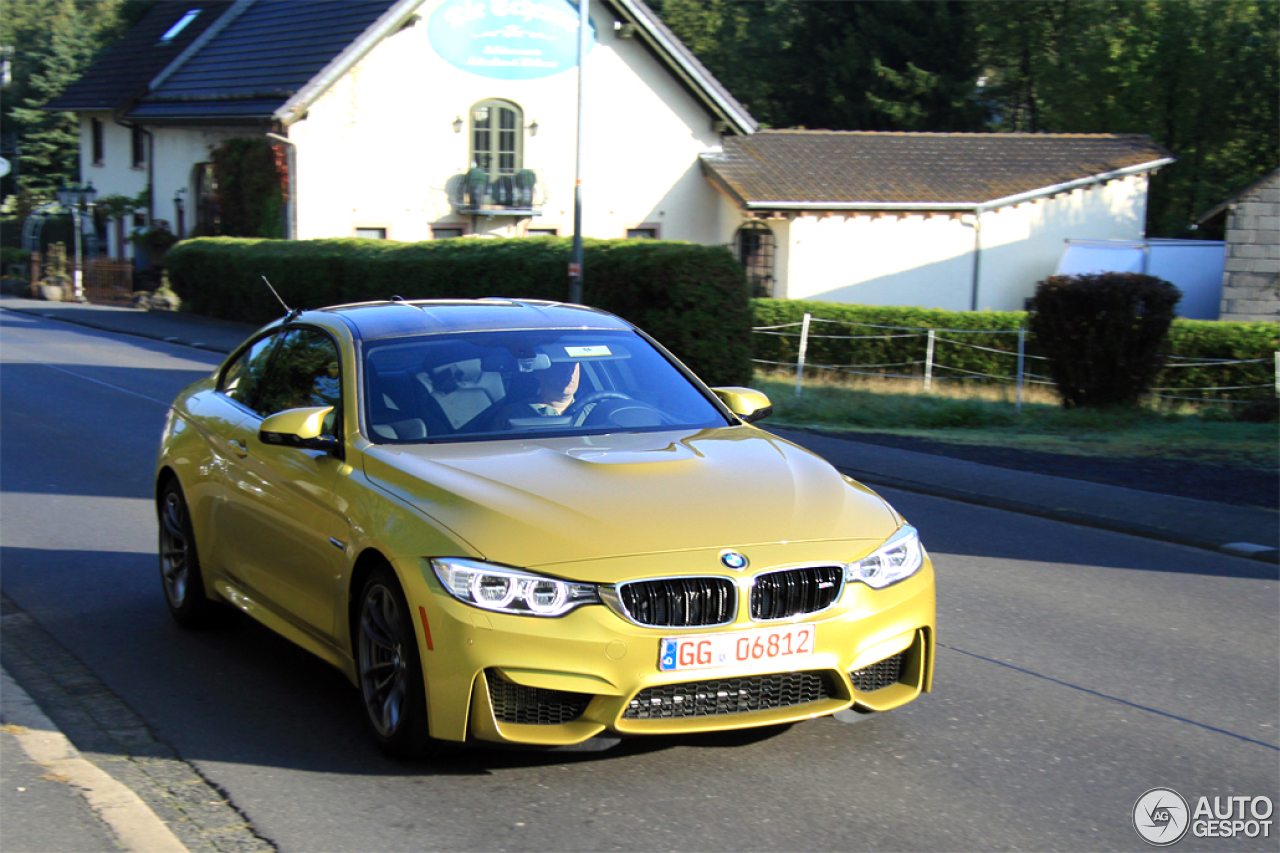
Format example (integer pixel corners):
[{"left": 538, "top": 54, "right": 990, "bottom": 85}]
[
  {"left": 752, "top": 298, "right": 1033, "bottom": 384},
  {"left": 166, "top": 236, "right": 753, "bottom": 385},
  {"left": 750, "top": 298, "right": 1278, "bottom": 403}
]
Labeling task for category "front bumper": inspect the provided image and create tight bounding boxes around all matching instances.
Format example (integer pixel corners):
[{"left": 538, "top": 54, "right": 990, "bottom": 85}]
[{"left": 403, "top": 552, "right": 936, "bottom": 746}]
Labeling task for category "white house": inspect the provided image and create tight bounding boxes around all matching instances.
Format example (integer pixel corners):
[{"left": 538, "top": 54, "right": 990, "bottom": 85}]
[{"left": 46, "top": 0, "right": 1173, "bottom": 313}]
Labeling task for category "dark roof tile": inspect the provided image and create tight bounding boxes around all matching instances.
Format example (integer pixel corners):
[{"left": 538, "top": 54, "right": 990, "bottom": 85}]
[
  {"left": 143, "top": 0, "right": 396, "bottom": 115},
  {"left": 43, "top": 2, "right": 236, "bottom": 111},
  {"left": 701, "top": 131, "right": 1173, "bottom": 207}
]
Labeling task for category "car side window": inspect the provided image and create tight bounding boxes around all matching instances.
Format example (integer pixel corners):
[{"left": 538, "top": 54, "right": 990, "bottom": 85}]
[
  {"left": 221, "top": 334, "right": 280, "bottom": 413},
  {"left": 254, "top": 328, "right": 342, "bottom": 431}
]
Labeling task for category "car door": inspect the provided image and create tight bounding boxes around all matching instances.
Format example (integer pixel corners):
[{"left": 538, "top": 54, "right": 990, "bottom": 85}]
[{"left": 219, "top": 326, "right": 351, "bottom": 641}]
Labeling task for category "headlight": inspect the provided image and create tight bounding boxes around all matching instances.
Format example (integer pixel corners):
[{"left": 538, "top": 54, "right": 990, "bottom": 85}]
[
  {"left": 845, "top": 525, "right": 924, "bottom": 589},
  {"left": 431, "top": 558, "right": 600, "bottom": 617}
]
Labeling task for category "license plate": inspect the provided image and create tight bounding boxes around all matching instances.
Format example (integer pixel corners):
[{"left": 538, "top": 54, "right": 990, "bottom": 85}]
[{"left": 658, "top": 625, "right": 816, "bottom": 672}]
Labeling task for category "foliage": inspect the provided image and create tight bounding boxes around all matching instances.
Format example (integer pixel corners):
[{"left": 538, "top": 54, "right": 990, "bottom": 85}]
[
  {"left": 654, "top": 0, "right": 1278, "bottom": 236},
  {"left": 1, "top": 247, "right": 33, "bottom": 269},
  {"left": 129, "top": 225, "right": 178, "bottom": 250},
  {"left": 752, "top": 298, "right": 1031, "bottom": 385},
  {"left": 654, "top": 0, "right": 987, "bottom": 131},
  {"left": 208, "top": 139, "right": 286, "bottom": 239},
  {"left": 970, "top": 0, "right": 1278, "bottom": 237},
  {"left": 1027, "top": 273, "right": 1181, "bottom": 408},
  {"left": 165, "top": 237, "right": 755, "bottom": 385},
  {"left": 750, "top": 298, "right": 1277, "bottom": 404}
]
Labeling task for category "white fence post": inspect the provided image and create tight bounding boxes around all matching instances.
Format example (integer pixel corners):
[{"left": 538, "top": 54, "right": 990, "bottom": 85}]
[
  {"left": 923, "top": 329, "right": 935, "bottom": 392},
  {"left": 1274, "top": 351, "right": 1279, "bottom": 398},
  {"left": 1016, "top": 328, "right": 1026, "bottom": 414},
  {"left": 794, "top": 313, "right": 811, "bottom": 398}
]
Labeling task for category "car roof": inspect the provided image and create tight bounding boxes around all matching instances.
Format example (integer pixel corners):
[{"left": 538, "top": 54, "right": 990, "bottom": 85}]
[{"left": 309, "top": 298, "right": 634, "bottom": 341}]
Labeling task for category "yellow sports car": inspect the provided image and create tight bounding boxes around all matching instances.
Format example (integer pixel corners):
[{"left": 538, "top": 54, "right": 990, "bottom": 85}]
[{"left": 156, "top": 299, "right": 935, "bottom": 757}]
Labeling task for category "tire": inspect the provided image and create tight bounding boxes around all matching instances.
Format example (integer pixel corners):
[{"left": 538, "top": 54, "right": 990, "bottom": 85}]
[
  {"left": 356, "top": 565, "right": 432, "bottom": 759},
  {"left": 157, "top": 478, "right": 217, "bottom": 628}
]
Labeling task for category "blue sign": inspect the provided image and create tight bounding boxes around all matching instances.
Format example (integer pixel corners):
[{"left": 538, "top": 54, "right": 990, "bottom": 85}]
[{"left": 428, "top": 0, "right": 596, "bottom": 80}]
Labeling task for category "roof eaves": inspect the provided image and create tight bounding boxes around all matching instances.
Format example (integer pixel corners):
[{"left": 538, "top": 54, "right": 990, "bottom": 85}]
[
  {"left": 605, "top": 0, "right": 757, "bottom": 135},
  {"left": 149, "top": 0, "right": 257, "bottom": 95},
  {"left": 273, "top": 0, "right": 421, "bottom": 126}
]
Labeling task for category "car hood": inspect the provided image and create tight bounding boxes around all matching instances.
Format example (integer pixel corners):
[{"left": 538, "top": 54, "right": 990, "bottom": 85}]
[{"left": 361, "top": 426, "right": 899, "bottom": 570}]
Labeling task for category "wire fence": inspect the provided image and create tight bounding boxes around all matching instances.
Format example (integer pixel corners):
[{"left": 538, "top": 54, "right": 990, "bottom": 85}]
[{"left": 754, "top": 312, "right": 1279, "bottom": 410}]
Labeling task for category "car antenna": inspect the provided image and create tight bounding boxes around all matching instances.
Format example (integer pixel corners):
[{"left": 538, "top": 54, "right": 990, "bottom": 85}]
[{"left": 262, "top": 276, "right": 301, "bottom": 321}]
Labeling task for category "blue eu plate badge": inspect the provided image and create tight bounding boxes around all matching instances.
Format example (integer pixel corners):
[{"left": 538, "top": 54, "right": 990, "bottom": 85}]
[{"left": 659, "top": 639, "right": 678, "bottom": 671}]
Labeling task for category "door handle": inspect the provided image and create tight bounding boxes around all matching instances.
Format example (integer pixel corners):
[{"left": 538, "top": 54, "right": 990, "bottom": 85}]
[{"left": 229, "top": 439, "right": 248, "bottom": 457}]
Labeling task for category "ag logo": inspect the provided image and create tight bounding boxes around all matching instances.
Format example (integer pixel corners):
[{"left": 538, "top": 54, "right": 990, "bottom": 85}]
[
  {"left": 719, "top": 550, "right": 749, "bottom": 571},
  {"left": 1134, "top": 787, "right": 1190, "bottom": 846}
]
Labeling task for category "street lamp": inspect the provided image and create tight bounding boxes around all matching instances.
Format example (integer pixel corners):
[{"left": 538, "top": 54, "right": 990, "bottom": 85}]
[
  {"left": 173, "top": 188, "right": 187, "bottom": 239},
  {"left": 56, "top": 181, "right": 97, "bottom": 302}
]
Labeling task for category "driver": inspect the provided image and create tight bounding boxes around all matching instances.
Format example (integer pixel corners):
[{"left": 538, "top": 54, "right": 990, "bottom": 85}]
[
  {"left": 497, "top": 361, "right": 586, "bottom": 429},
  {"left": 529, "top": 361, "right": 580, "bottom": 415}
]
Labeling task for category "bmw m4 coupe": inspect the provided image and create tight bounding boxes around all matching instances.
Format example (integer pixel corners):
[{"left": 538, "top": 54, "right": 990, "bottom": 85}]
[{"left": 156, "top": 298, "right": 935, "bottom": 757}]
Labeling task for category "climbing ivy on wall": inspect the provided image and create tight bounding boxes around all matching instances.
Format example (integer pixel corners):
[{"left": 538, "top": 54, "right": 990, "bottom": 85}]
[{"left": 209, "top": 138, "right": 286, "bottom": 239}]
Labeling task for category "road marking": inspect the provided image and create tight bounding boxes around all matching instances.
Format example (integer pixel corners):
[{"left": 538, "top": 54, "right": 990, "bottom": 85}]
[
  {"left": 2, "top": 354, "right": 173, "bottom": 406},
  {"left": 1, "top": 668, "right": 190, "bottom": 853}
]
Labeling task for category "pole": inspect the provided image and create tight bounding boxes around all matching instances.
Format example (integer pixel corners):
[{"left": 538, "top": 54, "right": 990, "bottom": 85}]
[
  {"left": 923, "top": 329, "right": 935, "bottom": 392},
  {"left": 71, "top": 207, "right": 85, "bottom": 302},
  {"left": 569, "top": 0, "right": 588, "bottom": 305},
  {"left": 1016, "top": 328, "right": 1026, "bottom": 414},
  {"left": 794, "top": 312, "right": 811, "bottom": 398}
]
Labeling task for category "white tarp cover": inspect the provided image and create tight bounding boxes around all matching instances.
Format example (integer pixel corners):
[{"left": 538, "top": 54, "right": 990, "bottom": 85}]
[{"left": 1055, "top": 239, "right": 1226, "bottom": 320}]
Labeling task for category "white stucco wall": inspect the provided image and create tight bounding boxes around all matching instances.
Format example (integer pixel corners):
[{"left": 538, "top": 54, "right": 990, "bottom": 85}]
[
  {"left": 768, "top": 175, "right": 1151, "bottom": 312},
  {"left": 287, "top": 0, "right": 724, "bottom": 243}
]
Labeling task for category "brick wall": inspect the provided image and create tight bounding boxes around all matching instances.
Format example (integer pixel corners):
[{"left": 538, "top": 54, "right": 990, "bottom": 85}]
[{"left": 1219, "top": 170, "right": 1280, "bottom": 322}]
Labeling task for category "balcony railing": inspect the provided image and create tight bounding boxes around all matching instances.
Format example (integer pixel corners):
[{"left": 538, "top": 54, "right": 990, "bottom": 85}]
[{"left": 450, "top": 168, "right": 545, "bottom": 217}]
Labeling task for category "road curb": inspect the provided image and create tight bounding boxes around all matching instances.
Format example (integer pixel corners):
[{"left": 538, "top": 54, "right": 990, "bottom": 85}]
[{"left": 1, "top": 667, "right": 190, "bottom": 853}]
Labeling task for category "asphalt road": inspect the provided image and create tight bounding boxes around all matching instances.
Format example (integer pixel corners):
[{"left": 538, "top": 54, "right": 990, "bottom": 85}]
[{"left": 2, "top": 309, "right": 1277, "bottom": 853}]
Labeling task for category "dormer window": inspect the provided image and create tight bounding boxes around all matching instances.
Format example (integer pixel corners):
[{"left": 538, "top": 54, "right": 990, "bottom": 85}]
[{"left": 159, "top": 10, "right": 201, "bottom": 43}]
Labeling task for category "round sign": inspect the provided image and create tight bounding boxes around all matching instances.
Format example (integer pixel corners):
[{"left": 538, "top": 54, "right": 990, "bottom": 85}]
[
  {"left": 0, "top": 157, "right": 10, "bottom": 178},
  {"left": 428, "top": 0, "right": 595, "bottom": 80},
  {"left": 1132, "top": 788, "right": 1190, "bottom": 846}
]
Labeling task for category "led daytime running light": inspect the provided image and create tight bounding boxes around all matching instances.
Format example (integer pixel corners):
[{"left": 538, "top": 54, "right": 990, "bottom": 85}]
[
  {"left": 431, "top": 559, "right": 599, "bottom": 617},
  {"left": 845, "top": 525, "right": 924, "bottom": 589}
]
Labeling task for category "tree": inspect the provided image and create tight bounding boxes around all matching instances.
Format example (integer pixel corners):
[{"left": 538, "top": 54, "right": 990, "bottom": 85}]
[
  {"left": 1, "top": 0, "right": 143, "bottom": 201},
  {"left": 654, "top": 0, "right": 986, "bottom": 131},
  {"left": 972, "top": 0, "right": 1280, "bottom": 236}
]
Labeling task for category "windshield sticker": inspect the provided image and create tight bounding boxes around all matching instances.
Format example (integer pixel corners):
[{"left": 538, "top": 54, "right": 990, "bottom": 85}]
[{"left": 565, "top": 346, "right": 611, "bottom": 358}]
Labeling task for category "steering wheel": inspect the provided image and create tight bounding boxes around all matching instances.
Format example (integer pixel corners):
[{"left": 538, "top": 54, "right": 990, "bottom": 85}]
[{"left": 563, "top": 391, "right": 631, "bottom": 420}]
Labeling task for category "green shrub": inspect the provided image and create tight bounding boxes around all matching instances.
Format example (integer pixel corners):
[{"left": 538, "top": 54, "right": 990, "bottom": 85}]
[
  {"left": 1, "top": 246, "right": 31, "bottom": 271},
  {"left": 166, "top": 236, "right": 753, "bottom": 385},
  {"left": 1027, "top": 273, "right": 1181, "bottom": 408},
  {"left": 750, "top": 299, "right": 1276, "bottom": 404},
  {"left": 752, "top": 298, "right": 1032, "bottom": 384}
]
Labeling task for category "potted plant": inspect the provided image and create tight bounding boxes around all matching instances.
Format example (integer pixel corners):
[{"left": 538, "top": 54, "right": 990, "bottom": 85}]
[{"left": 36, "top": 243, "right": 70, "bottom": 301}]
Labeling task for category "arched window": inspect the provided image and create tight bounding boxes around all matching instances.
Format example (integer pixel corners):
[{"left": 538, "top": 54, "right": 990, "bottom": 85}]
[
  {"left": 736, "top": 221, "right": 775, "bottom": 297},
  {"left": 470, "top": 99, "right": 522, "bottom": 180}
]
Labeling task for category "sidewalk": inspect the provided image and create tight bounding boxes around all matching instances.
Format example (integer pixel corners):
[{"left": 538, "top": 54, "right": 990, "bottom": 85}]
[{"left": 3, "top": 293, "right": 1276, "bottom": 563}]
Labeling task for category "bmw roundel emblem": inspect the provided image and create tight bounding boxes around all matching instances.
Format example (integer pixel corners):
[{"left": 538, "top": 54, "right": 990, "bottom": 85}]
[{"left": 720, "top": 550, "right": 749, "bottom": 571}]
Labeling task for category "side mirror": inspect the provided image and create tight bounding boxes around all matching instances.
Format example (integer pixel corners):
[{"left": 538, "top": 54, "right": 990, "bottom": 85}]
[
  {"left": 259, "top": 406, "right": 339, "bottom": 453},
  {"left": 711, "top": 387, "right": 773, "bottom": 423}
]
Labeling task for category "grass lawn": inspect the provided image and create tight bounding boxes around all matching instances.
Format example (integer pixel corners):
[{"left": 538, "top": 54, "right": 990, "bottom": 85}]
[{"left": 753, "top": 372, "right": 1279, "bottom": 471}]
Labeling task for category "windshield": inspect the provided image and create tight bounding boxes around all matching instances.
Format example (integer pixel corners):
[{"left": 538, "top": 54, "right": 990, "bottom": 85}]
[{"left": 362, "top": 329, "right": 729, "bottom": 443}]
